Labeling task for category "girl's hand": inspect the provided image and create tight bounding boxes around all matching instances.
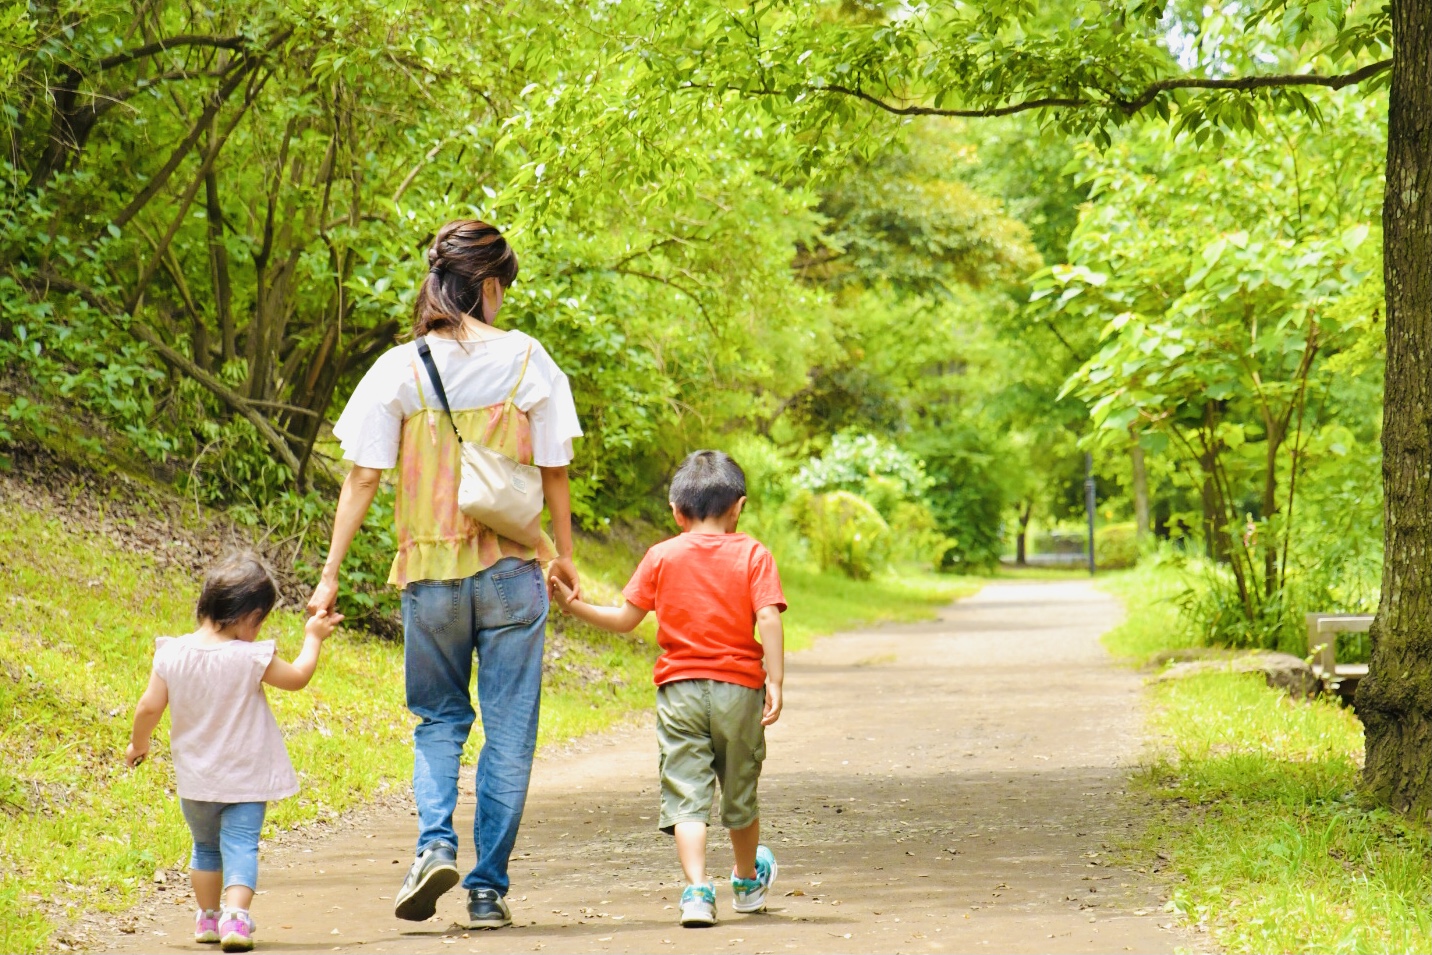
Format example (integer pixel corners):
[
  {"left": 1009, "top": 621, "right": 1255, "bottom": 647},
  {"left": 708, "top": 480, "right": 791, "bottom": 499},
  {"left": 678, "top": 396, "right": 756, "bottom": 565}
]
[
  {"left": 125, "top": 742, "right": 149, "bottom": 768},
  {"left": 305, "top": 608, "right": 344, "bottom": 641}
]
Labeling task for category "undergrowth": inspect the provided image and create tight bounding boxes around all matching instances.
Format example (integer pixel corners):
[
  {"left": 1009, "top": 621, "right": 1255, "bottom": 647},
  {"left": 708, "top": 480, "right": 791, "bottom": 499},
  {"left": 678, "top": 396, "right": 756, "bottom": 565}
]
[
  {"left": 1106, "top": 563, "right": 1432, "bottom": 953},
  {"left": 1098, "top": 560, "right": 1199, "bottom": 662}
]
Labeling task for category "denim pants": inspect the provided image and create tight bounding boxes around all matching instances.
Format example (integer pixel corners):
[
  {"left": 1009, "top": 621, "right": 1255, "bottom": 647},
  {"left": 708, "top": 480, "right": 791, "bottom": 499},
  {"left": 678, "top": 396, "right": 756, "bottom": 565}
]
[
  {"left": 403, "top": 557, "right": 548, "bottom": 895},
  {"left": 180, "top": 799, "right": 266, "bottom": 891}
]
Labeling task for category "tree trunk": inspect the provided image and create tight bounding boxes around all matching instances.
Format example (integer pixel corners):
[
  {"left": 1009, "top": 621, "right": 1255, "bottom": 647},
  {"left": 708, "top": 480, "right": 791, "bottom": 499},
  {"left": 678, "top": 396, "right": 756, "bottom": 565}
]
[
  {"left": 204, "top": 167, "right": 236, "bottom": 363},
  {"left": 1359, "top": 0, "right": 1432, "bottom": 816},
  {"left": 1015, "top": 500, "right": 1031, "bottom": 565},
  {"left": 1131, "top": 442, "right": 1150, "bottom": 540}
]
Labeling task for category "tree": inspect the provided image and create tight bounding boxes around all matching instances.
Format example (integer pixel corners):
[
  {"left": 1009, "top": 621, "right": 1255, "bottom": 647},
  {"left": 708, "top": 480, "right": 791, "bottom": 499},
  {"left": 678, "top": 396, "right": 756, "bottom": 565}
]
[
  {"left": 620, "top": 1, "right": 1425, "bottom": 811},
  {"left": 1047, "top": 108, "right": 1381, "bottom": 645}
]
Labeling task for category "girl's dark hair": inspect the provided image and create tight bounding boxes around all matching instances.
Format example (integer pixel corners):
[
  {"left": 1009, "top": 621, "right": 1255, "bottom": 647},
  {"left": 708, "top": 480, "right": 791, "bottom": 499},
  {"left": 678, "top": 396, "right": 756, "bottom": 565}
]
[
  {"left": 196, "top": 552, "right": 279, "bottom": 628},
  {"left": 669, "top": 450, "right": 748, "bottom": 520},
  {"left": 413, "top": 219, "right": 519, "bottom": 336}
]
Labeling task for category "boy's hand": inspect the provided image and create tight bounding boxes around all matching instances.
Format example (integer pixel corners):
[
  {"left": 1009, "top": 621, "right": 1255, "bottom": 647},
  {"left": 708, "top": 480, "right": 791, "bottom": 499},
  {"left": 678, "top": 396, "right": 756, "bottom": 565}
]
[
  {"left": 550, "top": 576, "right": 578, "bottom": 612},
  {"left": 548, "top": 557, "right": 581, "bottom": 602},
  {"left": 125, "top": 741, "right": 148, "bottom": 768},
  {"left": 762, "top": 682, "right": 783, "bottom": 726},
  {"left": 304, "top": 608, "right": 345, "bottom": 641}
]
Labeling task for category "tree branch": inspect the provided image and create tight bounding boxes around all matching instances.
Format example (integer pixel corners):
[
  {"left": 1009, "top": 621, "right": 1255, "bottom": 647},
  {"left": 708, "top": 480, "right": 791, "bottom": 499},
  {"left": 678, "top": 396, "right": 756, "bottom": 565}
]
[
  {"left": 95, "top": 35, "right": 248, "bottom": 72},
  {"left": 107, "top": 28, "right": 291, "bottom": 233},
  {"left": 107, "top": 59, "right": 258, "bottom": 233},
  {"left": 781, "top": 58, "right": 1393, "bottom": 118}
]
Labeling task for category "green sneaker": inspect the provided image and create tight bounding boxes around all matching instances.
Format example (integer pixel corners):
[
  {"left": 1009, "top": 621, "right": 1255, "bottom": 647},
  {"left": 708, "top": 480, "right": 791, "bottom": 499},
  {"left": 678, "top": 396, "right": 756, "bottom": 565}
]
[
  {"left": 730, "top": 845, "right": 777, "bottom": 913},
  {"left": 679, "top": 882, "right": 717, "bottom": 927}
]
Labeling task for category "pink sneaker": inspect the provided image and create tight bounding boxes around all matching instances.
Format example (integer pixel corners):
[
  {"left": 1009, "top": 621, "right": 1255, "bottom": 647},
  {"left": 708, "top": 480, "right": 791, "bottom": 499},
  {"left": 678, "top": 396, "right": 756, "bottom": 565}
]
[
  {"left": 194, "top": 909, "right": 221, "bottom": 943},
  {"left": 218, "top": 909, "right": 254, "bottom": 953}
]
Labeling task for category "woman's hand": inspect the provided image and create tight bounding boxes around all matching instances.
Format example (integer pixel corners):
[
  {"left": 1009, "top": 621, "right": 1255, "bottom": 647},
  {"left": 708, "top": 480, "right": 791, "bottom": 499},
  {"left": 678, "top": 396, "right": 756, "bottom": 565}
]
[
  {"left": 306, "top": 575, "right": 339, "bottom": 617},
  {"left": 548, "top": 556, "right": 580, "bottom": 602}
]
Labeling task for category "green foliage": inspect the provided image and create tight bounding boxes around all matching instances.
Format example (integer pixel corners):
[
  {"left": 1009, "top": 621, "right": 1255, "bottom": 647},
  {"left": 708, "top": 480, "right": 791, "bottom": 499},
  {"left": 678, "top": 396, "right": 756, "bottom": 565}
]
[
  {"left": 1099, "top": 559, "right": 1200, "bottom": 662},
  {"left": 1094, "top": 521, "right": 1139, "bottom": 570},
  {"left": 794, "top": 489, "right": 890, "bottom": 580},
  {"left": 1047, "top": 94, "right": 1385, "bottom": 646},
  {"left": 794, "top": 432, "right": 928, "bottom": 502},
  {"left": 913, "top": 424, "right": 1015, "bottom": 570},
  {"left": 1105, "top": 563, "right": 1430, "bottom": 952}
]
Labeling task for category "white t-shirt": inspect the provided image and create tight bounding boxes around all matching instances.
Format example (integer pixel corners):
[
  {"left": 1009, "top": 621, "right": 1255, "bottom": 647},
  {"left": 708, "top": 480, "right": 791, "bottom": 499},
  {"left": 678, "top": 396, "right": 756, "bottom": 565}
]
[{"left": 333, "top": 331, "right": 582, "bottom": 470}]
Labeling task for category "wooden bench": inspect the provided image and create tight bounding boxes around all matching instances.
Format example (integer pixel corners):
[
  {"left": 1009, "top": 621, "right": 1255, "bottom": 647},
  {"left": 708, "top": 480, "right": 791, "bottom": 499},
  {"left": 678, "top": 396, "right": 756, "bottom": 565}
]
[{"left": 1305, "top": 613, "right": 1372, "bottom": 699}]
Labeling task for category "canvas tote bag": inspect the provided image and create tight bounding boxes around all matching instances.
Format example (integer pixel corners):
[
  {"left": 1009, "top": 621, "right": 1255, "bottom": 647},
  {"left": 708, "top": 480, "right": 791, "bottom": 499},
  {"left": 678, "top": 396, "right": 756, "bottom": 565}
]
[{"left": 416, "top": 336, "right": 544, "bottom": 545}]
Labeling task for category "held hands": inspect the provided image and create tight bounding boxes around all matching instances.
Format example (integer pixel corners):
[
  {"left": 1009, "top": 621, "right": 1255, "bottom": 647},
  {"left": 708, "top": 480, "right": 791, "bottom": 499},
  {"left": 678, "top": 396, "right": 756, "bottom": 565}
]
[
  {"left": 547, "top": 556, "right": 581, "bottom": 603},
  {"left": 124, "top": 741, "right": 148, "bottom": 768},
  {"left": 762, "top": 682, "right": 783, "bottom": 726},
  {"left": 550, "top": 574, "right": 579, "bottom": 613},
  {"left": 306, "top": 575, "right": 339, "bottom": 617},
  {"left": 305, "top": 607, "right": 345, "bottom": 641}
]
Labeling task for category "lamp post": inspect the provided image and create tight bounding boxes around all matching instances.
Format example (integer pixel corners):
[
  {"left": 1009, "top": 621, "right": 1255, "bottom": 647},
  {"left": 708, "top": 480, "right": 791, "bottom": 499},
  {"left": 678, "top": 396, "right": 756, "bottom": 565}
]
[{"left": 1084, "top": 452, "right": 1096, "bottom": 576}]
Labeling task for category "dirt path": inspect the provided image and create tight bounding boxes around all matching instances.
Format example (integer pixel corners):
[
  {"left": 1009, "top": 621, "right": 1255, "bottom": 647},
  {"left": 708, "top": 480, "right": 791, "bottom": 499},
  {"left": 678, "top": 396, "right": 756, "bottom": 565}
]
[{"left": 110, "top": 581, "right": 1188, "bottom": 954}]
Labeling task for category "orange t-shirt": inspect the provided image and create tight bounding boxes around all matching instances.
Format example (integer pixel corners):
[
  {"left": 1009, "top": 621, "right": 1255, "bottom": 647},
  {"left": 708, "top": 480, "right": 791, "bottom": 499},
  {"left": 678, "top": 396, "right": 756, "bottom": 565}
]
[{"left": 622, "top": 532, "right": 787, "bottom": 690}]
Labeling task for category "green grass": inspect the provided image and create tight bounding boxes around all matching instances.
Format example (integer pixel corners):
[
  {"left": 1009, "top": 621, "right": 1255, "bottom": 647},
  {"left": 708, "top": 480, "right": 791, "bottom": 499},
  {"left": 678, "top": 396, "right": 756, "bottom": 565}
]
[
  {"left": 1, "top": 501, "right": 978, "bottom": 952},
  {"left": 1108, "top": 562, "right": 1432, "bottom": 953},
  {"left": 1098, "top": 561, "right": 1200, "bottom": 662}
]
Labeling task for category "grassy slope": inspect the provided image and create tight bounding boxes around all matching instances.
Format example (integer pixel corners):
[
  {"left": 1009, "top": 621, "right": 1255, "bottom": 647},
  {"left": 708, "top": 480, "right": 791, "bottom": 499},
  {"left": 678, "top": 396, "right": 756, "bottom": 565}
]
[
  {"left": 1101, "top": 563, "right": 1431, "bottom": 953},
  {"left": 0, "top": 497, "right": 975, "bottom": 952}
]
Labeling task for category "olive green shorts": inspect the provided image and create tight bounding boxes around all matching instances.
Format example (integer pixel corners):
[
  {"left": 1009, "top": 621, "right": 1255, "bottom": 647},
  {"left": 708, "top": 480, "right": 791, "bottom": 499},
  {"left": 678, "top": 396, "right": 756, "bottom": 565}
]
[{"left": 656, "top": 679, "right": 766, "bottom": 833}]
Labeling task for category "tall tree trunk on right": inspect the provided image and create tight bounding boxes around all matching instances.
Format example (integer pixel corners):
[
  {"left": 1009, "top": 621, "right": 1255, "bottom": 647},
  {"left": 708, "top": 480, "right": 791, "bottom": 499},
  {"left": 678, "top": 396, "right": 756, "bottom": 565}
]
[
  {"left": 1359, "top": 0, "right": 1432, "bottom": 816},
  {"left": 1130, "top": 442, "right": 1150, "bottom": 541}
]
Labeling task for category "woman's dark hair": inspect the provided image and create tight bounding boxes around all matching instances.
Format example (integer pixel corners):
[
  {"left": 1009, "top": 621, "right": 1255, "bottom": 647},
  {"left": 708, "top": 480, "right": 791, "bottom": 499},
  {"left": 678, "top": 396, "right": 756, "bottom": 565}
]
[
  {"left": 413, "top": 219, "right": 519, "bottom": 336},
  {"left": 196, "top": 552, "right": 279, "bottom": 628},
  {"left": 669, "top": 450, "right": 748, "bottom": 521}
]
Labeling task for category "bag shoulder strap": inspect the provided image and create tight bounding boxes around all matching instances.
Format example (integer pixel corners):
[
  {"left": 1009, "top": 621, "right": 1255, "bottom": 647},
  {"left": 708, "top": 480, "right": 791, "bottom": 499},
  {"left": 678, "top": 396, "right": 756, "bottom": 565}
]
[{"left": 415, "top": 337, "right": 463, "bottom": 445}]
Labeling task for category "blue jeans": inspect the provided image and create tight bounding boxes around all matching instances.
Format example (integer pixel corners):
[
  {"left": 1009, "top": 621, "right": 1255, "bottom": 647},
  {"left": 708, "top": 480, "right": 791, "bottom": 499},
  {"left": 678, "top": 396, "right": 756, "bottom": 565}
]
[
  {"left": 180, "top": 799, "right": 266, "bottom": 891},
  {"left": 403, "top": 557, "right": 548, "bottom": 895}
]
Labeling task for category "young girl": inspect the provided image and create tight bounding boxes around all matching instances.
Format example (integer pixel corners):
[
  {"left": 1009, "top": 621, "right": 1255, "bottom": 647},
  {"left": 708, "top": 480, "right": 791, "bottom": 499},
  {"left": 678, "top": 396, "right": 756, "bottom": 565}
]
[{"left": 126, "top": 552, "right": 341, "bottom": 953}]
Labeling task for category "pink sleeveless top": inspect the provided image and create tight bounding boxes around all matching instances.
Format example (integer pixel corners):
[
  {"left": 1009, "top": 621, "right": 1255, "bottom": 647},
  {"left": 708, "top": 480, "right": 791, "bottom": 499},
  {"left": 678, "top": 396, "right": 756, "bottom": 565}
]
[{"left": 152, "top": 635, "right": 298, "bottom": 803}]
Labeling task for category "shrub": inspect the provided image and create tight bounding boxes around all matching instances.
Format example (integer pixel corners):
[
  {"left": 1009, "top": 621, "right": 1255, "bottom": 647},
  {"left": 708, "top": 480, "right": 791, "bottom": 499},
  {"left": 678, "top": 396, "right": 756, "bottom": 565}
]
[
  {"left": 1174, "top": 559, "right": 1299, "bottom": 653},
  {"left": 1095, "top": 522, "right": 1140, "bottom": 569},
  {"left": 795, "top": 490, "right": 890, "bottom": 579},
  {"left": 888, "top": 500, "right": 956, "bottom": 571},
  {"left": 725, "top": 434, "right": 807, "bottom": 566},
  {"left": 912, "top": 425, "right": 1013, "bottom": 570},
  {"left": 793, "top": 432, "right": 929, "bottom": 500}
]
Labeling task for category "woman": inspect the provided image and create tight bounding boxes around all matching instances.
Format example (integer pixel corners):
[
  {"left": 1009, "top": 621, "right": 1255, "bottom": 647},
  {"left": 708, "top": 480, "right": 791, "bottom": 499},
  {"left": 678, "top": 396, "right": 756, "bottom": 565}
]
[{"left": 307, "top": 220, "right": 581, "bottom": 930}]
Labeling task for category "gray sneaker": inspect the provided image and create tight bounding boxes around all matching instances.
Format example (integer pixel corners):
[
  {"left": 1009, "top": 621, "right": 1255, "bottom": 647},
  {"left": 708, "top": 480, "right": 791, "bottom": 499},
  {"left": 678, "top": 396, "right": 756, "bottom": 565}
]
[
  {"left": 465, "top": 888, "right": 513, "bottom": 929},
  {"left": 679, "top": 883, "right": 717, "bottom": 927},
  {"left": 394, "top": 843, "right": 460, "bottom": 921}
]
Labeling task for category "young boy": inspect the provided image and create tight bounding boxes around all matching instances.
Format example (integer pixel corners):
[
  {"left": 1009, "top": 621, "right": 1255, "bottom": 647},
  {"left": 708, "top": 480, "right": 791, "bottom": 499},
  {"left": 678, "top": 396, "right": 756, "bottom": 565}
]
[{"left": 551, "top": 450, "right": 785, "bottom": 927}]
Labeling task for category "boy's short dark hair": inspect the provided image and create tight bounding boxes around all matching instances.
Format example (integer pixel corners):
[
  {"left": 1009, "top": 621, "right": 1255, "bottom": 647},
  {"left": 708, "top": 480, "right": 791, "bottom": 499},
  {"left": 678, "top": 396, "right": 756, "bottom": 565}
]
[
  {"left": 196, "top": 551, "right": 279, "bottom": 628},
  {"left": 669, "top": 450, "right": 747, "bottom": 521}
]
